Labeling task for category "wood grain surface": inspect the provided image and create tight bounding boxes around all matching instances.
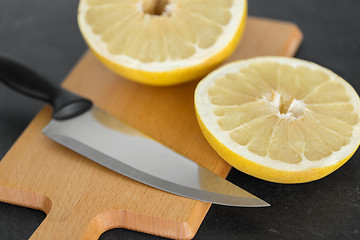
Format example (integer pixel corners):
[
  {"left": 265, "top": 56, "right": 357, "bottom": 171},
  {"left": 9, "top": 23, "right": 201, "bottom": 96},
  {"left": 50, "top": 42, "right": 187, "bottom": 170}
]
[{"left": 0, "top": 17, "right": 303, "bottom": 240}]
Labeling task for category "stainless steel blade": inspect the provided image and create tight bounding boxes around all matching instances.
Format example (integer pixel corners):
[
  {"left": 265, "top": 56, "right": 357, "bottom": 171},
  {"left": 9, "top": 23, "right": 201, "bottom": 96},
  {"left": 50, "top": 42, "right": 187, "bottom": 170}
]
[{"left": 43, "top": 106, "right": 269, "bottom": 207}]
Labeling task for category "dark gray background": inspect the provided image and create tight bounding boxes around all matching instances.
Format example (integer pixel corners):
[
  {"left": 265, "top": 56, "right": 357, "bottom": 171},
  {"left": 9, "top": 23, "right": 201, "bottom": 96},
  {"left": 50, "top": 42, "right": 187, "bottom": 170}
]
[{"left": 1, "top": 0, "right": 359, "bottom": 239}]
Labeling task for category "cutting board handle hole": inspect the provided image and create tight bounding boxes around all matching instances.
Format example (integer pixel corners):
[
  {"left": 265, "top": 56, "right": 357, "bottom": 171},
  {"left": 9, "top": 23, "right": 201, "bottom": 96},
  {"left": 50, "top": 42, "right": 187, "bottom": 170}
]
[{"left": 0, "top": 185, "right": 52, "bottom": 214}]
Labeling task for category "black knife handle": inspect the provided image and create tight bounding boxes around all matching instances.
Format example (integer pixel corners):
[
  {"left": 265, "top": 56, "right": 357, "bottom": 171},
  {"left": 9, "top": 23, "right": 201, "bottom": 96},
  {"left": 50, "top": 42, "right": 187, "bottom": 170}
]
[{"left": 0, "top": 56, "right": 92, "bottom": 120}]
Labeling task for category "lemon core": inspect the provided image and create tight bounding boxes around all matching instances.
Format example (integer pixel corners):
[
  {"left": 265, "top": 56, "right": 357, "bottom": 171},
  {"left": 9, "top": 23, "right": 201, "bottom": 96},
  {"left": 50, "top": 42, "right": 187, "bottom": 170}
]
[
  {"left": 269, "top": 91, "right": 306, "bottom": 119},
  {"left": 141, "top": 0, "right": 171, "bottom": 16}
]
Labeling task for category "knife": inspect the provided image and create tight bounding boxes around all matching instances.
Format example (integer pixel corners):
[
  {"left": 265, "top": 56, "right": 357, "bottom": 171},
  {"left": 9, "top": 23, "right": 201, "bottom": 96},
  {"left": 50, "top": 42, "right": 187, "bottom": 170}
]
[{"left": 0, "top": 56, "right": 269, "bottom": 207}]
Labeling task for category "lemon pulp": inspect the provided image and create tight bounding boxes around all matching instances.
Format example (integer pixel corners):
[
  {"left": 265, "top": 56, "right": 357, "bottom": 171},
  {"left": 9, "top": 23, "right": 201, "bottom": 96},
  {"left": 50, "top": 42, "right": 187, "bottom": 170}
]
[
  {"left": 78, "top": 0, "right": 247, "bottom": 85},
  {"left": 195, "top": 57, "right": 360, "bottom": 183}
]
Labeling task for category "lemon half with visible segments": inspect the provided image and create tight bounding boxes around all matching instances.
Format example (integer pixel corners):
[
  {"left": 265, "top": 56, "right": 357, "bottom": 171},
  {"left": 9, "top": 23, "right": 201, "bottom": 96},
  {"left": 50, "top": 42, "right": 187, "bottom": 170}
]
[
  {"left": 195, "top": 57, "right": 360, "bottom": 183},
  {"left": 78, "top": 0, "right": 247, "bottom": 86}
]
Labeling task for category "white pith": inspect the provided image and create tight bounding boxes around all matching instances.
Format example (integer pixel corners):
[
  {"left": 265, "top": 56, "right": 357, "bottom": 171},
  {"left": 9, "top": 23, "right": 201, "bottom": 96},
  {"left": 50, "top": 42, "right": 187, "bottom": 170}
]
[
  {"left": 195, "top": 57, "right": 360, "bottom": 171},
  {"left": 78, "top": 0, "right": 246, "bottom": 72}
]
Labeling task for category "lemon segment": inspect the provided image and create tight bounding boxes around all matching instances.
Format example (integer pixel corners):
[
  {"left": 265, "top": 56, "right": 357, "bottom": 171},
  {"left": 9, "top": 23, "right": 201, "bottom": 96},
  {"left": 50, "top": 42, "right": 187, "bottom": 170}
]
[
  {"left": 195, "top": 57, "right": 360, "bottom": 183},
  {"left": 78, "top": 0, "right": 247, "bottom": 85}
]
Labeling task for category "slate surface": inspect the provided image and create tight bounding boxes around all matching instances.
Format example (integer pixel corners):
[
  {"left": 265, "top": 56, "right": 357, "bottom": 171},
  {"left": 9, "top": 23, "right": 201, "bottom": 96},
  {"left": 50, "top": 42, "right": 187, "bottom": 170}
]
[{"left": 0, "top": 0, "right": 359, "bottom": 239}]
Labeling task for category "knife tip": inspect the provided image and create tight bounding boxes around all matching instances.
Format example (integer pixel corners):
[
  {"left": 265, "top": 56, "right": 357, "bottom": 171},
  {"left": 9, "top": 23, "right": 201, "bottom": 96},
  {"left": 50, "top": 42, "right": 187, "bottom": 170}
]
[
  {"left": 251, "top": 197, "right": 271, "bottom": 207},
  {"left": 215, "top": 195, "right": 271, "bottom": 207},
  {"left": 253, "top": 199, "right": 271, "bottom": 207},
  {"left": 233, "top": 197, "right": 271, "bottom": 208}
]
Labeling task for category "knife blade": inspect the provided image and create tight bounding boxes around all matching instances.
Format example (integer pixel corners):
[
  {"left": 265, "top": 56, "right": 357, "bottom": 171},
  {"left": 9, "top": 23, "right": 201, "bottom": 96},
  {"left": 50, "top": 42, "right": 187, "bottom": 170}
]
[{"left": 0, "top": 56, "right": 269, "bottom": 207}]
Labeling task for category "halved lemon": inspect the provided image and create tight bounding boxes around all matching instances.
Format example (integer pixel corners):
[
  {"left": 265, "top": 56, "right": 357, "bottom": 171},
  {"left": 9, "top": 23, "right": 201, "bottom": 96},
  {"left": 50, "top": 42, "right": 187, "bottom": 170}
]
[
  {"left": 78, "top": 0, "right": 247, "bottom": 86},
  {"left": 195, "top": 57, "right": 360, "bottom": 183}
]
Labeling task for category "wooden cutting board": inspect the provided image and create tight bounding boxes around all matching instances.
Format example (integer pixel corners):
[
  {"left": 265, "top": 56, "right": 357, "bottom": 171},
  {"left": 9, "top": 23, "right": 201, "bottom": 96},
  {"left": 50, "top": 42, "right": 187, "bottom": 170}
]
[{"left": 0, "top": 17, "right": 302, "bottom": 240}]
